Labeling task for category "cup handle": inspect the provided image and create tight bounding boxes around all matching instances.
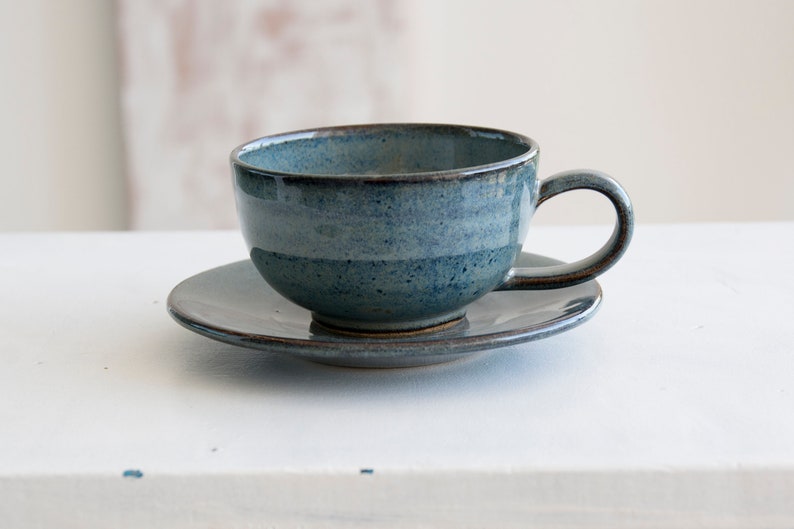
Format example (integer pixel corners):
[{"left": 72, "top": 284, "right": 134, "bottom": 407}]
[{"left": 497, "top": 169, "right": 634, "bottom": 290}]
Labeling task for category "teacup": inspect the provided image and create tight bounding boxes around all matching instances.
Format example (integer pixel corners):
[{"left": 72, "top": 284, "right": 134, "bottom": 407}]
[{"left": 231, "top": 124, "right": 633, "bottom": 334}]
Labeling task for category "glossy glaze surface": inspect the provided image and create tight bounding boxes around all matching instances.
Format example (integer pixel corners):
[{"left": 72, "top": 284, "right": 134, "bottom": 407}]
[
  {"left": 231, "top": 123, "right": 633, "bottom": 333},
  {"left": 232, "top": 124, "right": 539, "bottom": 332}
]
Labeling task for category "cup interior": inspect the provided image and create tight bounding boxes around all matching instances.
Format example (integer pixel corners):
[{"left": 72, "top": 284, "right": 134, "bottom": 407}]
[{"left": 236, "top": 124, "right": 534, "bottom": 177}]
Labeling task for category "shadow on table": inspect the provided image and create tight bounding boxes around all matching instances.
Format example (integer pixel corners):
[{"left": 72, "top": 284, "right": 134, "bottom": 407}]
[{"left": 175, "top": 331, "right": 583, "bottom": 401}]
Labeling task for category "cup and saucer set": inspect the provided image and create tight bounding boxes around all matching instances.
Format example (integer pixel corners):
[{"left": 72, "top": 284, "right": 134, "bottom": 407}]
[{"left": 168, "top": 124, "right": 634, "bottom": 368}]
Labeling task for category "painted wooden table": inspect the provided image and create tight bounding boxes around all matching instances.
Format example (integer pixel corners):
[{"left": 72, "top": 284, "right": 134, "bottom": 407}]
[{"left": 1, "top": 223, "right": 792, "bottom": 528}]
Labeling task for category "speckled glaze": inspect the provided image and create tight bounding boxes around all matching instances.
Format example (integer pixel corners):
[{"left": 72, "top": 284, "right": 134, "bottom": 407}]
[{"left": 231, "top": 124, "right": 633, "bottom": 333}]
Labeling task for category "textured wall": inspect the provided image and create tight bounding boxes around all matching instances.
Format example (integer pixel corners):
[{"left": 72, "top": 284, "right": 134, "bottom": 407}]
[
  {"left": 118, "top": 0, "right": 411, "bottom": 229},
  {"left": 116, "top": 0, "right": 794, "bottom": 231}
]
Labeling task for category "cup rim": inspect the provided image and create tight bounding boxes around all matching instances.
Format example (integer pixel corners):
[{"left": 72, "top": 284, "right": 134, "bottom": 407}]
[{"left": 230, "top": 123, "right": 540, "bottom": 181}]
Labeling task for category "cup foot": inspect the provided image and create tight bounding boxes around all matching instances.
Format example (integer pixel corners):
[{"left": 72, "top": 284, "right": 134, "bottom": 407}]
[{"left": 311, "top": 310, "right": 467, "bottom": 338}]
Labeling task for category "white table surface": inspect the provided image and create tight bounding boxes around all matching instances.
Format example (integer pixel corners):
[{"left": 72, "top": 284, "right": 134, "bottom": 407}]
[{"left": 1, "top": 223, "right": 793, "bottom": 528}]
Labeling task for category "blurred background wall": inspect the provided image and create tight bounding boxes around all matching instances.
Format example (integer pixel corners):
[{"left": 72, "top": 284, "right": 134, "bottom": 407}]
[
  {"left": 1, "top": 0, "right": 792, "bottom": 231},
  {"left": 1, "top": 0, "right": 126, "bottom": 230}
]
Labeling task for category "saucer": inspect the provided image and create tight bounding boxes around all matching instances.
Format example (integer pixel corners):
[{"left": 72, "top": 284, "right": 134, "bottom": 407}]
[{"left": 167, "top": 253, "right": 602, "bottom": 368}]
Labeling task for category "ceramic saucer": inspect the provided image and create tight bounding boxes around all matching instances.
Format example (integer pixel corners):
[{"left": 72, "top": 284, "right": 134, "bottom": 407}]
[{"left": 167, "top": 253, "right": 602, "bottom": 368}]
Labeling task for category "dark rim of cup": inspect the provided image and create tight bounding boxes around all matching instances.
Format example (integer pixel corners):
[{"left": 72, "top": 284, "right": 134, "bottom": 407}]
[{"left": 229, "top": 123, "right": 540, "bottom": 182}]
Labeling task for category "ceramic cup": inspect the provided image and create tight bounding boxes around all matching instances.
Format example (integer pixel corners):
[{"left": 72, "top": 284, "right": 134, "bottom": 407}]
[{"left": 231, "top": 124, "right": 633, "bottom": 334}]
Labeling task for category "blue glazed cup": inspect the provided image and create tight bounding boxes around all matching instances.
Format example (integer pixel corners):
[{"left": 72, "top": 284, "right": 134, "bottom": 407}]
[{"left": 231, "top": 124, "right": 633, "bottom": 334}]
